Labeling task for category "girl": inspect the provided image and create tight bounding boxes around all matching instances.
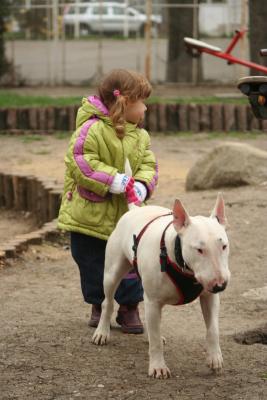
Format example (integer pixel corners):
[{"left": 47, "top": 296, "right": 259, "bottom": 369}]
[{"left": 58, "top": 69, "right": 158, "bottom": 334}]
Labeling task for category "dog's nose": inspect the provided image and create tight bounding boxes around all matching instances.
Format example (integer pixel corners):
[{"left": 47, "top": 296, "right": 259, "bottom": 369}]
[{"left": 211, "top": 281, "right": 227, "bottom": 293}]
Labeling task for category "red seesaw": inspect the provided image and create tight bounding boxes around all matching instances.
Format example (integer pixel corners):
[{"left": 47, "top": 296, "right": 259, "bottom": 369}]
[{"left": 184, "top": 29, "right": 267, "bottom": 75}]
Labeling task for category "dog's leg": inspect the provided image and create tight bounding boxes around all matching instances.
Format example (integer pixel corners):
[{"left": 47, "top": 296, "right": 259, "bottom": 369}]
[
  {"left": 145, "top": 298, "right": 171, "bottom": 379},
  {"left": 200, "top": 292, "right": 223, "bottom": 372},
  {"left": 92, "top": 256, "right": 130, "bottom": 346}
]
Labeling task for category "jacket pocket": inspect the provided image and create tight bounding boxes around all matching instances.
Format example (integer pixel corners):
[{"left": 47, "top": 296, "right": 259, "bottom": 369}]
[{"left": 77, "top": 185, "right": 108, "bottom": 203}]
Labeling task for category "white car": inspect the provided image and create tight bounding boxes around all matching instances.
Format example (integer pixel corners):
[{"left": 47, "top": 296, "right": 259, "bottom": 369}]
[{"left": 63, "top": 2, "right": 162, "bottom": 36}]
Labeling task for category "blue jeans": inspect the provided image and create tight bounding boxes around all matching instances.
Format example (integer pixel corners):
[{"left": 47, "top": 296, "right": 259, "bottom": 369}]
[{"left": 70, "top": 232, "right": 143, "bottom": 305}]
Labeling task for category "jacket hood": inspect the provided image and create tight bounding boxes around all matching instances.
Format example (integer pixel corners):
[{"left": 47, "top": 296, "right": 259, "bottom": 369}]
[{"left": 76, "top": 95, "right": 110, "bottom": 129}]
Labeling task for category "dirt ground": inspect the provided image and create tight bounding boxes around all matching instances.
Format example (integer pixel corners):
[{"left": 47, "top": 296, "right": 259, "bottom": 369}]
[{"left": 0, "top": 132, "right": 267, "bottom": 400}]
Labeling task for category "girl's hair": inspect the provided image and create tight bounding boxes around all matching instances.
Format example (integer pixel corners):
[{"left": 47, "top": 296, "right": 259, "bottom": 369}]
[{"left": 98, "top": 69, "right": 151, "bottom": 138}]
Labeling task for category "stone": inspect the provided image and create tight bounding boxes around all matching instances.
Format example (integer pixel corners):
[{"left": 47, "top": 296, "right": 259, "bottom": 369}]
[{"left": 186, "top": 142, "right": 267, "bottom": 191}]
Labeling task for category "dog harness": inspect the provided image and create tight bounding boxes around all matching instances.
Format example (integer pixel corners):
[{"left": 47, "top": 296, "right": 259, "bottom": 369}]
[{"left": 132, "top": 213, "right": 203, "bottom": 305}]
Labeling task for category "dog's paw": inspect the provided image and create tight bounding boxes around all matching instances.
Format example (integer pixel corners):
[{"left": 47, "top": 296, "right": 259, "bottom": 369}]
[
  {"left": 92, "top": 328, "right": 110, "bottom": 346},
  {"left": 149, "top": 364, "right": 171, "bottom": 379},
  {"left": 207, "top": 351, "right": 223, "bottom": 373}
]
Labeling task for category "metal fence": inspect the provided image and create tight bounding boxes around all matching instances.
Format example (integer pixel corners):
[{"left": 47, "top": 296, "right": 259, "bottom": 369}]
[{"left": 4, "top": 1, "right": 246, "bottom": 86}]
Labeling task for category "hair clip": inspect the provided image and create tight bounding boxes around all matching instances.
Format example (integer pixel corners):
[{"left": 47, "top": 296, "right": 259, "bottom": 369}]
[{"left": 113, "top": 89, "right": 121, "bottom": 97}]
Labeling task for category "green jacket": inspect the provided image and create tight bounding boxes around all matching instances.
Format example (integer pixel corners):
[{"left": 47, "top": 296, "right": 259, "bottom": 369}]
[{"left": 58, "top": 95, "right": 158, "bottom": 240}]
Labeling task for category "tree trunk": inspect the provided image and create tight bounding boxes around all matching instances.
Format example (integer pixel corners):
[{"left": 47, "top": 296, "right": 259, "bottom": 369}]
[
  {"left": 249, "top": 0, "right": 267, "bottom": 75},
  {"left": 166, "top": 0, "right": 199, "bottom": 82},
  {"left": 0, "top": 0, "right": 10, "bottom": 78}
]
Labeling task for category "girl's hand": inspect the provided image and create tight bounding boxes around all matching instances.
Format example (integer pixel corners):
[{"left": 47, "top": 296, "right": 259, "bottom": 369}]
[
  {"left": 133, "top": 182, "right": 147, "bottom": 202},
  {"left": 110, "top": 173, "right": 134, "bottom": 194},
  {"left": 125, "top": 181, "right": 147, "bottom": 205},
  {"left": 125, "top": 186, "right": 139, "bottom": 205}
]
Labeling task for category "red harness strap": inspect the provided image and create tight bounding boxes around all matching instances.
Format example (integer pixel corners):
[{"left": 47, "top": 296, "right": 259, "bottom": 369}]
[{"left": 132, "top": 213, "right": 172, "bottom": 274}]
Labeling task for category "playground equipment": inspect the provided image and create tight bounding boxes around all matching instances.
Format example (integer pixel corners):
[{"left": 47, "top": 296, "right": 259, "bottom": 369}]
[
  {"left": 184, "top": 29, "right": 267, "bottom": 75},
  {"left": 237, "top": 48, "right": 267, "bottom": 120},
  {"left": 184, "top": 31, "right": 267, "bottom": 120}
]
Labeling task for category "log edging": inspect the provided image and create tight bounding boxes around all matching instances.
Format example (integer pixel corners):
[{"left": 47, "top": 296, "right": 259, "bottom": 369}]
[
  {"left": 0, "top": 172, "right": 63, "bottom": 265},
  {"left": 0, "top": 103, "right": 266, "bottom": 133}
]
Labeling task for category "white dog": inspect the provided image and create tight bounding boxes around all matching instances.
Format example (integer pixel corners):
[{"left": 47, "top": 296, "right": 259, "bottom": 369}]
[{"left": 92, "top": 193, "right": 230, "bottom": 378}]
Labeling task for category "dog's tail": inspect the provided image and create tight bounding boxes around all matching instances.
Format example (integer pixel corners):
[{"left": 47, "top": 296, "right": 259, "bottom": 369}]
[{"left": 125, "top": 158, "right": 137, "bottom": 211}]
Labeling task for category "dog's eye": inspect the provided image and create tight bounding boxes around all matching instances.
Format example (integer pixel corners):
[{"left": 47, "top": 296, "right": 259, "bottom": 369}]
[
  {"left": 222, "top": 244, "right": 227, "bottom": 250},
  {"left": 197, "top": 248, "right": 203, "bottom": 254}
]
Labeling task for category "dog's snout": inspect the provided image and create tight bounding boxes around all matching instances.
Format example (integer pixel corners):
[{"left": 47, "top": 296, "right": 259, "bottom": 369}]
[{"left": 211, "top": 281, "right": 227, "bottom": 293}]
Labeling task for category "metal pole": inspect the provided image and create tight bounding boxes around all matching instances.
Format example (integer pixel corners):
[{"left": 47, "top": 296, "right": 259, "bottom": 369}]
[
  {"left": 135, "top": 22, "right": 141, "bottom": 72},
  {"left": 52, "top": 0, "right": 59, "bottom": 84},
  {"left": 74, "top": 0, "right": 80, "bottom": 39},
  {"left": 145, "top": 0, "right": 152, "bottom": 81},
  {"left": 46, "top": 0, "right": 51, "bottom": 84},
  {"left": 192, "top": 0, "right": 198, "bottom": 84},
  {"left": 25, "top": 0, "right": 31, "bottom": 39},
  {"left": 123, "top": 0, "right": 129, "bottom": 39},
  {"left": 61, "top": 5, "right": 66, "bottom": 84},
  {"left": 239, "top": 0, "right": 249, "bottom": 78},
  {"left": 96, "top": 0, "right": 104, "bottom": 80}
]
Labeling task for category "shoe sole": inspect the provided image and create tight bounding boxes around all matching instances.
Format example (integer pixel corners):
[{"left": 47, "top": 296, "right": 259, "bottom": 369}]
[
  {"left": 88, "top": 320, "right": 99, "bottom": 328},
  {"left": 116, "top": 317, "right": 144, "bottom": 334}
]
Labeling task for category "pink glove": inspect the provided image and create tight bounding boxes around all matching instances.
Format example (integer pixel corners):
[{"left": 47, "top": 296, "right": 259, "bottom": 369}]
[
  {"left": 110, "top": 174, "right": 134, "bottom": 194},
  {"left": 125, "top": 186, "right": 140, "bottom": 205},
  {"left": 125, "top": 182, "right": 147, "bottom": 205}
]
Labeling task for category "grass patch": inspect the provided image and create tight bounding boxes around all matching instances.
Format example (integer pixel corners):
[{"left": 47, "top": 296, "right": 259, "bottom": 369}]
[
  {"left": 204, "top": 131, "right": 263, "bottom": 139},
  {"left": 148, "top": 96, "right": 247, "bottom": 105},
  {"left": 54, "top": 131, "right": 72, "bottom": 140},
  {"left": 0, "top": 91, "right": 248, "bottom": 108},
  {"left": 21, "top": 135, "right": 45, "bottom": 143},
  {"left": 0, "top": 92, "right": 81, "bottom": 107},
  {"left": 30, "top": 150, "right": 51, "bottom": 155},
  {"left": 152, "top": 131, "right": 264, "bottom": 140}
]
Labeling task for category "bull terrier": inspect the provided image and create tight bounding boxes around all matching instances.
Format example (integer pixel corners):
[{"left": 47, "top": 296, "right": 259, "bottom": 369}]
[{"left": 92, "top": 193, "right": 230, "bottom": 378}]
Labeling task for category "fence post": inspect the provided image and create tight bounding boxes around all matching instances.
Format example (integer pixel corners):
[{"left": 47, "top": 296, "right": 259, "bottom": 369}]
[{"left": 52, "top": 0, "right": 59, "bottom": 84}]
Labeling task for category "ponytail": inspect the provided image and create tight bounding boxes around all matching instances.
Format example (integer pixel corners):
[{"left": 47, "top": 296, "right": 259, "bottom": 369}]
[{"left": 109, "top": 95, "right": 127, "bottom": 138}]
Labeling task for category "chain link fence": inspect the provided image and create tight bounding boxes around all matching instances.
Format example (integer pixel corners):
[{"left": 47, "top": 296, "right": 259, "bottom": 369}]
[{"left": 4, "top": 1, "right": 245, "bottom": 85}]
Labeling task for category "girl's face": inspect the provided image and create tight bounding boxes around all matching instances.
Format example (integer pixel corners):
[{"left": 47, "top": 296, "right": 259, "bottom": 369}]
[{"left": 125, "top": 99, "right": 147, "bottom": 124}]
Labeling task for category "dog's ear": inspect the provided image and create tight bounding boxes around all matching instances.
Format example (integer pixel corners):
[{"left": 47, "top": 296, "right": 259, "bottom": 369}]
[
  {"left": 210, "top": 192, "right": 227, "bottom": 226},
  {"left": 173, "top": 199, "right": 191, "bottom": 232}
]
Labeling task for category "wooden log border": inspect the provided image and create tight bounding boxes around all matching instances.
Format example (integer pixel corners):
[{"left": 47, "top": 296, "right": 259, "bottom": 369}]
[
  {"left": 0, "top": 171, "right": 63, "bottom": 265},
  {"left": 0, "top": 103, "right": 266, "bottom": 133}
]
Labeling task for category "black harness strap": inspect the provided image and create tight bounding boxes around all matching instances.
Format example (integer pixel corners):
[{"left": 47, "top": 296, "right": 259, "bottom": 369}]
[
  {"left": 159, "top": 221, "right": 173, "bottom": 272},
  {"left": 160, "top": 222, "right": 203, "bottom": 304},
  {"left": 132, "top": 212, "right": 203, "bottom": 305}
]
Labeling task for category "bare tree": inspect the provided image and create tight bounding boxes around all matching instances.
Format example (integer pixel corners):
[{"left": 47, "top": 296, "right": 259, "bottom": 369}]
[
  {"left": 166, "top": 0, "right": 198, "bottom": 82},
  {"left": 249, "top": 0, "right": 267, "bottom": 75}
]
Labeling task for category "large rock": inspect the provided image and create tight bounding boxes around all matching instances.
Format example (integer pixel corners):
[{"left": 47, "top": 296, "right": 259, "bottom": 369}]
[{"left": 186, "top": 142, "right": 267, "bottom": 191}]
